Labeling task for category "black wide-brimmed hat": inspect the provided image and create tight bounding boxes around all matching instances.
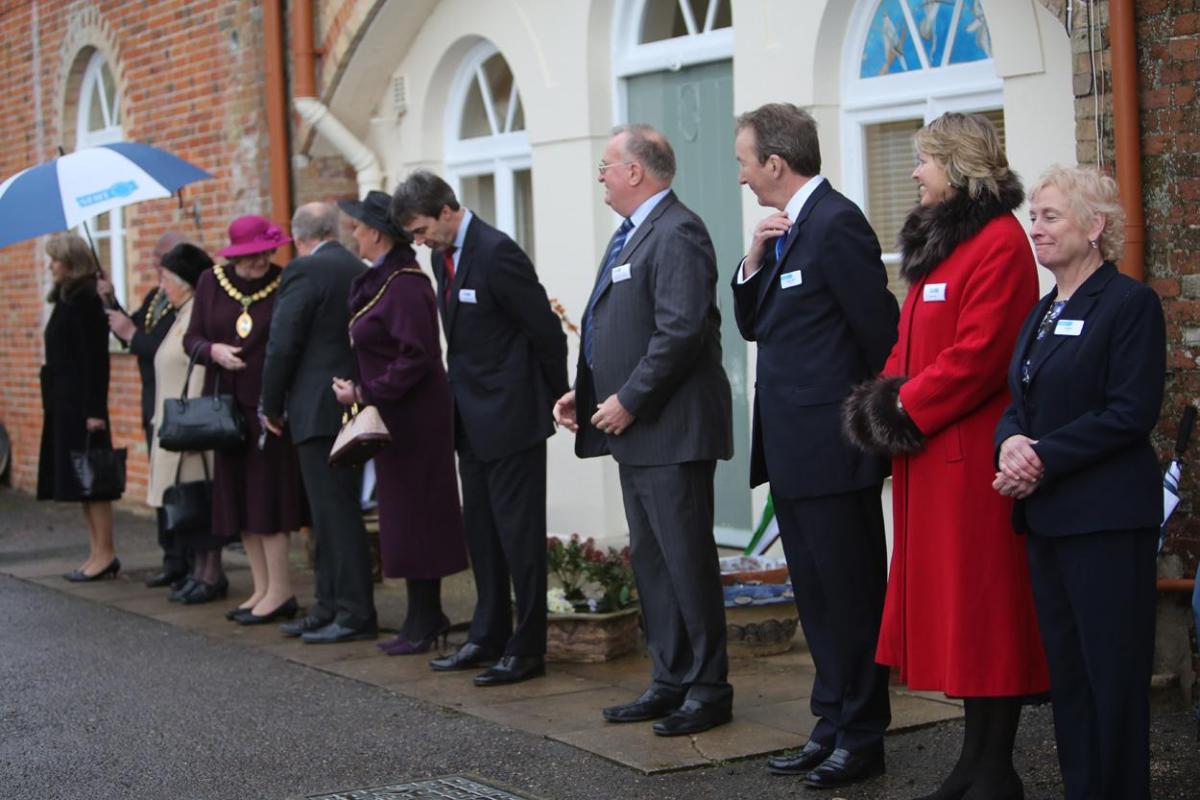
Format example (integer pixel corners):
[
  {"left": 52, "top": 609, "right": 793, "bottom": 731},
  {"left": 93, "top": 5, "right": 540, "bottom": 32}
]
[
  {"left": 160, "top": 242, "right": 213, "bottom": 288},
  {"left": 337, "top": 190, "right": 408, "bottom": 241}
]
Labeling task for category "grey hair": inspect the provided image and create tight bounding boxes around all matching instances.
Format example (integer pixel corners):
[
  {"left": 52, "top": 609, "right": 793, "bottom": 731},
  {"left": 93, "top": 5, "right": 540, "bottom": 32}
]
[
  {"left": 735, "top": 103, "right": 821, "bottom": 176},
  {"left": 612, "top": 123, "right": 676, "bottom": 182},
  {"left": 291, "top": 202, "right": 340, "bottom": 242}
]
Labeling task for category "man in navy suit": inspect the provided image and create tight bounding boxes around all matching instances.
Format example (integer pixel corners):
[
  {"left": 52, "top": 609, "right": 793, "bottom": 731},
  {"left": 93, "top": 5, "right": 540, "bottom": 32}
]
[
  {"left": 392, "top": 171, "right": 569, "bottom": 687},
  {"left": 731, "top": 103, "right": 898, "bottom": 789}
]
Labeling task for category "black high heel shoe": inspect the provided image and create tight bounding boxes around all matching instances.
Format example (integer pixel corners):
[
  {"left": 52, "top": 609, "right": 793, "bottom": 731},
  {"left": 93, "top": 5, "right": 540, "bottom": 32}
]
[
  {"left": 183, "top": 574, "right": 229, "bottom": 605},
  {"left": 169, "top": 577, "right": 199, "bottom": 602},
  {"left": 64, "top": 558, "right": 121, "bottom": 582},
  {"left": 236, "top": 596, "right": 298, "bottom": 626},
  {"left": 224, "top": 604, "right": 255, "bottom": 621}
]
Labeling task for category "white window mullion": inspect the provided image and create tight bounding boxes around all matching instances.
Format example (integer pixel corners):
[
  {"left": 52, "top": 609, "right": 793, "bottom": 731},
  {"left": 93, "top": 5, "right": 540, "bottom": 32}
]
[
  {"left": 677, "top": 0, "right": 698, "bottom": 36},
  {"left": 899, "top": 0, "right": 931, "bottom": 70},
  {"left": 702, "top": 0, "right": 719, "bottom": 33},
  {"left": 475, "top": 67, "right": 501, "bottom": 136},
  {"left": 493, "top": 163, "right": 516, "bottom": 237},
  {"left": 503, "top": 82, "right": 519, "bottom": 134},
  {"left": 942, "top": 0, "right": 964, "bottom": 67}
]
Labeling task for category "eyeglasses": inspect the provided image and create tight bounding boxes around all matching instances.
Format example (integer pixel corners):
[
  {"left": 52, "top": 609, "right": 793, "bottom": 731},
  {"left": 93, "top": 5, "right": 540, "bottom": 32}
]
[{"left": 597, "top": 160, "right": 635, "bottom": 175}]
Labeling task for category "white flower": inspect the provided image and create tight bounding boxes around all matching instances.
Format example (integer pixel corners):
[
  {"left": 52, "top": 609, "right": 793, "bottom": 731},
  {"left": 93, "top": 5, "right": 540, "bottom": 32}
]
[
  {"left": 547, "top": 588, "right": 574, "bottom": 614},
  {"left": 587, "top": 598, "right": 599, "bottom": 613}
]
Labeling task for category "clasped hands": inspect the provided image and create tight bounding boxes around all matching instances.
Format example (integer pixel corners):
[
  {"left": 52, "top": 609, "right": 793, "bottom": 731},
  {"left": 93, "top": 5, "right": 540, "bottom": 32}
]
[
  {"left": 553, "top": 390, "right": 634, "bottom": 436},
  {"left": 993, "top": 434, "right": 1044, "bottom": 500}
]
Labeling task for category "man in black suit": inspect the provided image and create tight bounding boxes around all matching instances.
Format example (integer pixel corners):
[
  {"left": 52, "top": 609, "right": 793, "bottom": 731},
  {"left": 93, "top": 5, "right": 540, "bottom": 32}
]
[
  {"left": 554, "top": 124, "right": 734, "bottom": 736},
  {"left": 261, "top": 202, "right": 376, "bottom": 644},
  {"left": 731, "top": 103, "right": 898, "bottom": 788},
  {"left": 392, "top": 171, "right": 568, "bottom": 686},
  {"left": 103, "top": 231, "right": 187, "bottom": 587}
]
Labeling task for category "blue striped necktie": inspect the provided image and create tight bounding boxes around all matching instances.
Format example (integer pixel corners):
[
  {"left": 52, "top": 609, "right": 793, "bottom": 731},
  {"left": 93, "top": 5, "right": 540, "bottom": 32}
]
[{"left": 583, "top": 218, "right": 634, "bottom": 367}]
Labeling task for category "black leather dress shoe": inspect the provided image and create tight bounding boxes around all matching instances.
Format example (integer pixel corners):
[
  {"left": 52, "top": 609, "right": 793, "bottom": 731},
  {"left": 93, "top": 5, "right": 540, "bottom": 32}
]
[
  {"left": 144, "top": 570, "right": 186, "bottom": 588},
  {"left": 803, "top": 747, "right": 885, "bottom": 789},
  {"left": 767, "top": 740, "right": 834, "bottom": 775},
  {"left": 652, "top": 699, "right": 732, "bottom": 736},
  {"left": 602, "top": 689, "right": 684, "bottom": 723},
  {"left": 169, "top": 578, "right": 198, "bottom": 602},
  {"left": 280, "top": 614, "right": 333, "bottom": 638},
  {"left": 473, "top": 655, "right": 545, "bottom": 686},
  {"left": 236, "top": 597, "right": 299, "bottom": 625},
  {"left": 429, "top": 642, "right": 499, "bottom": 672},
  {"left": 301, "top": 621, "right": 378, "bottom": 644}
]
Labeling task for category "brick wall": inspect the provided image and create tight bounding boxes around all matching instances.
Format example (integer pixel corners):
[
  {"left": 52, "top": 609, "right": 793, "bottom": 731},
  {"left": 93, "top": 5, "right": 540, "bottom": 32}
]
[{"left": 0, "top": 0, "right": 274, "bottom": 501}]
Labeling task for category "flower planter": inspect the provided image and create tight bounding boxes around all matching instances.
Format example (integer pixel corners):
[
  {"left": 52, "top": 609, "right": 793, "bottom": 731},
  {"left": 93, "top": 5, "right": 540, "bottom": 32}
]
[
  {"left": 724, "top": 582, "right": 800, "bottom": 657},
  {"left": 547, "top": 606, "right": 641, "bottom": 663}
]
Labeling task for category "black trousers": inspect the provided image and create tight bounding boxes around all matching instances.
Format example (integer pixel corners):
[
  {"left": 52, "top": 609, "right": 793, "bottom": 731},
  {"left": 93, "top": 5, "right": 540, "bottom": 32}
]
[
  {"left": 295, "top": 438, "right": 376, "bottom": 629},
  {"left": 458, "top": 439, "right": 547, "bottom": 657},
  {"left": 618, "top": 460, "right": 731, "bottom": 708},
  {"left": 775, "top": 487, "right": 891, "bottom": 753},
  {"left": 148, "top": 425, "right": 188, "bottom": 574},
  {"left": 1025, "top": 527, "right": 1156, "bottom": 800}
]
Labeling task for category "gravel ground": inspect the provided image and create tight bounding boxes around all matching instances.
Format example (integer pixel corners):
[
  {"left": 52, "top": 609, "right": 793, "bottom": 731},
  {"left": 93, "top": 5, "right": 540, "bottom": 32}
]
[{"left": 2, "top": 488, "right": 1197, "bottom": 800}]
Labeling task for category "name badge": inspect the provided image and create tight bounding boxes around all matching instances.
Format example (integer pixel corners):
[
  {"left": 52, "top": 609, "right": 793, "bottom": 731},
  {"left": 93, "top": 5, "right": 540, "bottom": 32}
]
[
  {"left": 612, "top": 263, "right": 632, "bottom": 283},
  {"left": 1054, "top": 319, "right": 1084, "bottom": 336},
  {"left": 458, "top": 289, "right": 477, "bottom": 304},
  {"left": 923, "top": 283, "right": 947, "bottom": 302},
  {"left": 779, "top": 270, "right": 803, "bottom": 290}
]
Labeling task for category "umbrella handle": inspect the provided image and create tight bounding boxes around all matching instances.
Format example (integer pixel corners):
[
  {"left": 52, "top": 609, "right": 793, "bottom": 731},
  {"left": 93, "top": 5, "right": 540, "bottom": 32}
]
[{"left": 1176, "top": 405, "right": 1197, "bottom": 456}]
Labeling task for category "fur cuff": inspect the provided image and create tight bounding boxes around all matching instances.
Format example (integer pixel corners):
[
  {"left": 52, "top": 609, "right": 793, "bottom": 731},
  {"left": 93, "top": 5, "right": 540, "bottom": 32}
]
[{"left": 842, "top": 376, "right": 926, "bottom": 455}]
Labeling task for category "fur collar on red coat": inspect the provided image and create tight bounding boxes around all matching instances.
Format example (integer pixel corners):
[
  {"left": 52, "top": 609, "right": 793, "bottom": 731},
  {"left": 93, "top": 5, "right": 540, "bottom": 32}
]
[{"left": 898, "top": 170, "right": 1025, "bottom": 283}]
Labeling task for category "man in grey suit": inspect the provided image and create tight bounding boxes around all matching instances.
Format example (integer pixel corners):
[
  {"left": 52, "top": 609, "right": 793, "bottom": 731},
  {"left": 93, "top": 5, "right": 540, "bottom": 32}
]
[
  {"left": 554, "top": 124, "right": 734, "bottom": 736},
  {"left": 261, "top": 202, "right": 376, "bottom": 643}
]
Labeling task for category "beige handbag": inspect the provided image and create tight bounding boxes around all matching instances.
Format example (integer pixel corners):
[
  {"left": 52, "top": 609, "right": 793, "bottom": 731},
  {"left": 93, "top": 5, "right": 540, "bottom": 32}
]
[{"left": 328, "top": 404, "right": 391, "bottom": 467}]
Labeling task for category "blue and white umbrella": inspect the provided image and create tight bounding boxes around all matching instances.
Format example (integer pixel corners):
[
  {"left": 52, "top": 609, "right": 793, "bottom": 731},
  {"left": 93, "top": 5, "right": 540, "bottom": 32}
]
[{"left": 0, "top": 142, "right": 212, "bottom": 250}]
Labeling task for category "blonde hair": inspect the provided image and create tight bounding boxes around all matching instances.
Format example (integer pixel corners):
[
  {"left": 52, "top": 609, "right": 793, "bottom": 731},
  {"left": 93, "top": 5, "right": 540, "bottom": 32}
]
[
  {"left": 45, "top": 233, "right": 100, "bottom": 302},
  {"left": 1029, "top": 165, "right": 1126, "bottom": 262},
  {"left": 914, "top": 112, "right": 1010, "bottom": 201}
]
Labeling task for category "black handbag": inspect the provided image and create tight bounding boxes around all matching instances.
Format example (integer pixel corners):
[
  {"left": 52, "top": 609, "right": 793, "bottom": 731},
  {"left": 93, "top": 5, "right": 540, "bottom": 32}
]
[
  {"left": 158, "top": 347, "right": 246, "bottom": 452},
  {"left": 69, "top": 431, "right": 126, "bottom": 500},
  {"left": 161, "top": 451, "right": 212, "bottom": 536}
]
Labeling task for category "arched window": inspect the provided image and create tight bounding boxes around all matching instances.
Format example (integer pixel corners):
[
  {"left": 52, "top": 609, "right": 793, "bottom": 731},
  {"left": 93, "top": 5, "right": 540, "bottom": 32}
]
[
  {"left": 613, "top": 0, "right": 732, "bottom": 80},
  {"left": 75, "top": 51, "right": 128, "bottom": 306},
  {"left": 444, "top": 41, "right": 533, "bottom": 254},
  {"left": 842, "top": 0, "right": 1003, "bottom": 303}
]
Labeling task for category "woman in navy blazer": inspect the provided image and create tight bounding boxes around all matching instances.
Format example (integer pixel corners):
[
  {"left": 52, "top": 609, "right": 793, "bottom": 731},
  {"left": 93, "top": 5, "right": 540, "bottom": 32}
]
[{"left": 994, "top": 165, "right": 1165, "bottom": 800}]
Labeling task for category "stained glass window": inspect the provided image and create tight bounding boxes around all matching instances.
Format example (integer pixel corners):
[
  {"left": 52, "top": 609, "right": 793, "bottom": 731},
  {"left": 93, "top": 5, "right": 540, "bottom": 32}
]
[{"left": 860, "top": 0, "right": 992, "bottom": 79}]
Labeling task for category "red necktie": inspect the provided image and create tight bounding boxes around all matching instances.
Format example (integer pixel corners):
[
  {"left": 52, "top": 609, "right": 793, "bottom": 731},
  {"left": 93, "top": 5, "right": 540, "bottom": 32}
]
[{"left": 442, "top": 246, "right": 457, "bottom": 306}]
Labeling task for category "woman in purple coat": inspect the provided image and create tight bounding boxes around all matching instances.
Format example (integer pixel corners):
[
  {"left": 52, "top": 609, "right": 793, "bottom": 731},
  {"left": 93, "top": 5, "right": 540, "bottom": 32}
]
[
  {"left": 332, "top": 191, "right": 469, "bottom": 655},
  {"left": 183, "top": 216, "right": 306, "bottom": 615}
]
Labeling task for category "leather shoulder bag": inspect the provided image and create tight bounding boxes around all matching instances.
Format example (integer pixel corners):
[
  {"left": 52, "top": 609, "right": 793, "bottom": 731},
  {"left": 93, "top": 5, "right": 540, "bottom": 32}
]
[
  {"left": 158, "top": 346, "right": 246, "bottom": 452},
  {"left": 161, "top": 451, "right": 212, "bottom": 536}
]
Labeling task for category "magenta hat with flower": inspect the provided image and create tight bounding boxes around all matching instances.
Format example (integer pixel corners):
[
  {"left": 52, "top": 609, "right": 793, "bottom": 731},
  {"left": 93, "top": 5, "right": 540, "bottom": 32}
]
[{"left": 216, "top": 215, "right": 291, "bottom": 258}]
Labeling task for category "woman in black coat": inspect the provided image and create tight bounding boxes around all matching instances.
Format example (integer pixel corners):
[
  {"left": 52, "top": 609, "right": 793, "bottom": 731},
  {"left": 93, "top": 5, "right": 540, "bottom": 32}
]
[
  {"left": 994, "top": 165, "right": 1165, "bottom": 800},
  {"left": 38, "top": 233, "right": 118, "bottom": 580}
]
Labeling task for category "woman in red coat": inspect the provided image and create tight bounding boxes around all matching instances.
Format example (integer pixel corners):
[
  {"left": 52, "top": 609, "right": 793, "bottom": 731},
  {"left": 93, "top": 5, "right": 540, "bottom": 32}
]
[
  {"left": 332, "top": 192, "right": 469, "bottom": 655},
  {"left": 845, "top": 112, "right": 1049, "bottom": 800}
]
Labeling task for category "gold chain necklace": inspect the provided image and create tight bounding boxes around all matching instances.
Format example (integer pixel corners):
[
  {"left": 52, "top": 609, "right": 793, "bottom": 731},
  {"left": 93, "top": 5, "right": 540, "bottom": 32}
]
[
  {"left": 213, "top": 263, "right": 281, "bottom": 338},
  {"left": 143, "top": 288, "right": 174, "bottom": 333},
  {"left": 348, "top": 267, "right": 425, "bottom": 346}
]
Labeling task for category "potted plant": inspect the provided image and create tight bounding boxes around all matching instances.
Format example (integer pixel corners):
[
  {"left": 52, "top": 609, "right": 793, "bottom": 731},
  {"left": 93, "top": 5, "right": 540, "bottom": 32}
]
[{"left": 546, "top": 534, "right": 640, "bottom": 662}]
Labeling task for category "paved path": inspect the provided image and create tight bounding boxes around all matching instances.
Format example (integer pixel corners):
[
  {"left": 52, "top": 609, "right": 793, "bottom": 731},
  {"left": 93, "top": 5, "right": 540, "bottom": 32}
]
[{"left": 2, "top": 490, "right": 1197, "bottom": 799}]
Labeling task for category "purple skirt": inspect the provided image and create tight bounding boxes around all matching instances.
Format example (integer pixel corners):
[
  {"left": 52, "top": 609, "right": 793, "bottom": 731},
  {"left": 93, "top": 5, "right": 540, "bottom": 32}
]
[{"left": 211, "top": 409, "right": 308, "bottom": 538}]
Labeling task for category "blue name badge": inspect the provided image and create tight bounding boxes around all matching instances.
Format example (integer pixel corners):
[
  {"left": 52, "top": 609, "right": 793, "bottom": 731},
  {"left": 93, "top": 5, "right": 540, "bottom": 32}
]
[
  {"left": 1054, "top": 319, "right": 1084, "bottom": 336},
  {"left": 779, "top": 270, "right": 802, "bottom": 290},
  {"left": 458, "top": 289, "right": 477, "bottom": 304}
]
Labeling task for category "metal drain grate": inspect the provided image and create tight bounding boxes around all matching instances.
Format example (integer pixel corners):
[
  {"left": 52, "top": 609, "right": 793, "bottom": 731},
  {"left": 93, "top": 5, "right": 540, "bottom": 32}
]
[{"left": 306, "top": 775, "right": 535, "bottom": 800}]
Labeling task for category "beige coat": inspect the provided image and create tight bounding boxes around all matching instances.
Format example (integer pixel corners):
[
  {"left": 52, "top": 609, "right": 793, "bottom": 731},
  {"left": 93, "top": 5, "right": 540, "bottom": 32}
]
[{"left": 147, "top": 299, "right": 213, "bottom": 507}]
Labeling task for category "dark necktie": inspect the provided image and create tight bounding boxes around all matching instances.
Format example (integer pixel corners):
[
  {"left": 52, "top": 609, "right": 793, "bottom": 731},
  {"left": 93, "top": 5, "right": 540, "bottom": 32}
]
[
  {"left": 442, "top": 245, "right": 457, "bottom": 307},
  {"left": 582, "top": 218, "right": 634, "bottom": 368}
]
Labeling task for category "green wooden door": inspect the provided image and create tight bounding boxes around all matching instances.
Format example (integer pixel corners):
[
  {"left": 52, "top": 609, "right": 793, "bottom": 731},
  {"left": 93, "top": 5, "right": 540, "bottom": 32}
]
[{"left": 626, "top": 60, "right": 751, "bottom": 545}]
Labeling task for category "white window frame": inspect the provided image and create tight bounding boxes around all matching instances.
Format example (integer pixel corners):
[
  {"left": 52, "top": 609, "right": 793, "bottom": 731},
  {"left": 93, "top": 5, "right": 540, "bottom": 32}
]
[
  {"left": 443, "top": 40, "right": 531, "bottom": 241},
  {"left": 611, "top": 0, "right": 734, "bottom": 123},
  {"left": 75, "top": 50, "right": 128, "bottom": 306},
  {"left": 840, "top": 0, "right": 1003, "bottom": 268}
]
